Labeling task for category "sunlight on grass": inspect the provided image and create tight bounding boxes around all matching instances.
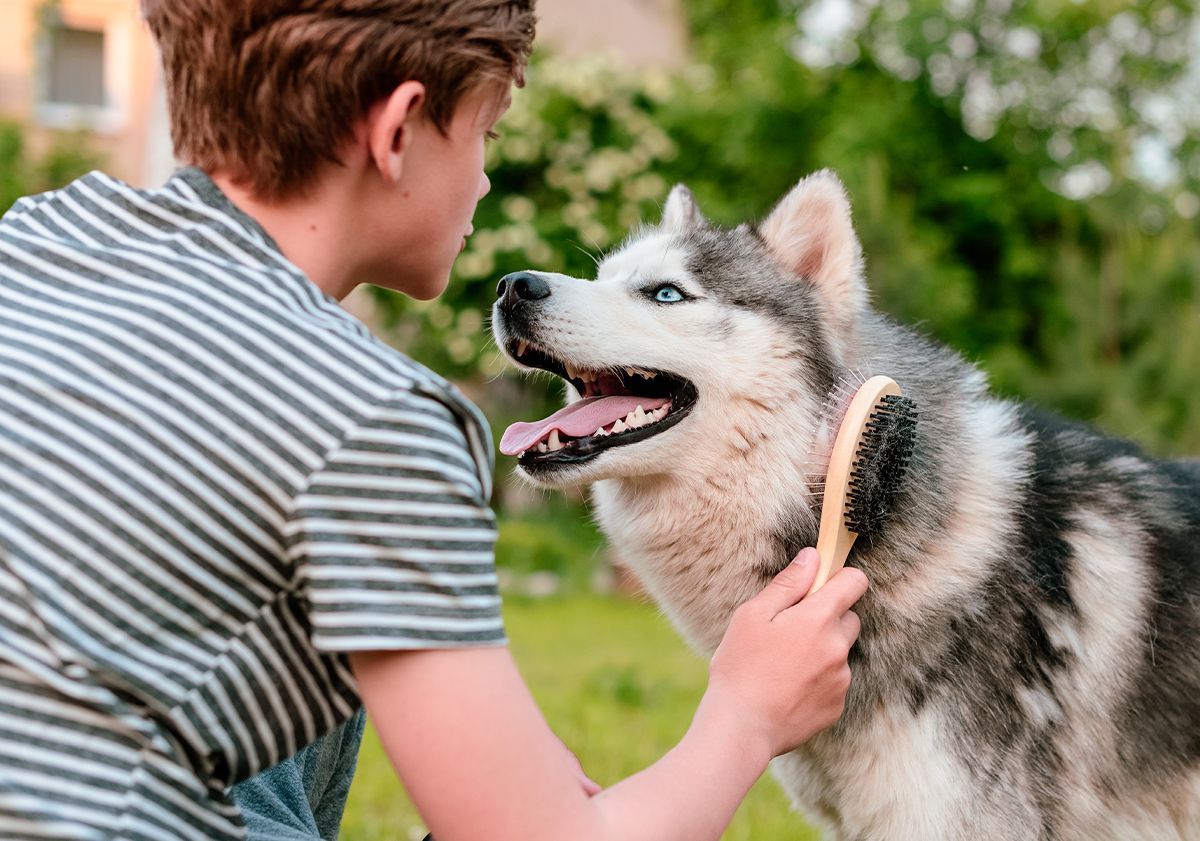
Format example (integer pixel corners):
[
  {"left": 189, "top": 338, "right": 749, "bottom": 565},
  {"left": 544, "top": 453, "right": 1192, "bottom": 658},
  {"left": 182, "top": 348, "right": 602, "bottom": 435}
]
[{"left": 341, "top": 594, "right": 822, "bottom": 840}]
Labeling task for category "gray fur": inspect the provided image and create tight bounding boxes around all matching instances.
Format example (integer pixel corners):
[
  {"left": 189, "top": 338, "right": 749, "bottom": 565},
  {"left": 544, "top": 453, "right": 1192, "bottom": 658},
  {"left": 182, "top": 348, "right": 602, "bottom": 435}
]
[{"left": 493, "top": 173, "right": 1200, "bottom": 840}]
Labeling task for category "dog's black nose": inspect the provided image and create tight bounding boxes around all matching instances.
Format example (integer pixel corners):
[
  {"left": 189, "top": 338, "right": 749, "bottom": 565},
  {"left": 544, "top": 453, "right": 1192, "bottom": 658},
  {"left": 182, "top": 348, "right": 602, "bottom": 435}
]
[{"left": 496, "top": 271, "right": 550, "bottom": 310}]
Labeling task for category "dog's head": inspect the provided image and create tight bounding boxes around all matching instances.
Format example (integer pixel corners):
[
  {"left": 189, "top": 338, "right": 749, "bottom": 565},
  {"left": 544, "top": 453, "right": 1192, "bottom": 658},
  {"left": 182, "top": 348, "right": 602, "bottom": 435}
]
[{"left": 492, "top": 170, "right": 870, "bottom": 487}]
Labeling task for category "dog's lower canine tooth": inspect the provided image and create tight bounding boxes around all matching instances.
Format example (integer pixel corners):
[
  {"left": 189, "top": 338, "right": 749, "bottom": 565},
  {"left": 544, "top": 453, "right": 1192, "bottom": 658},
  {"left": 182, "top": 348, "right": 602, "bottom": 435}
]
[{"left": 548, "top": 429, "right": 563, "bottom": 450}]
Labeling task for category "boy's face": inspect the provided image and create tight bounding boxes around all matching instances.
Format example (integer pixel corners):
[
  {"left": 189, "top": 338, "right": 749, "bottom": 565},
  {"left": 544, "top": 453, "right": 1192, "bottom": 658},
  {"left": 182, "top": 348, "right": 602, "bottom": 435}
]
[{"left": 380, "top": 84, "right": 511, "bottom": 300}]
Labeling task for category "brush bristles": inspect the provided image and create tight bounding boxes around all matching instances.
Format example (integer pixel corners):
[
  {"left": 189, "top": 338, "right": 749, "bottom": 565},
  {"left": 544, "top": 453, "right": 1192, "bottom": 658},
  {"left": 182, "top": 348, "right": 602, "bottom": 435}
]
[{"left": 845, "top": 394, "right": 918, "bottom": 540}]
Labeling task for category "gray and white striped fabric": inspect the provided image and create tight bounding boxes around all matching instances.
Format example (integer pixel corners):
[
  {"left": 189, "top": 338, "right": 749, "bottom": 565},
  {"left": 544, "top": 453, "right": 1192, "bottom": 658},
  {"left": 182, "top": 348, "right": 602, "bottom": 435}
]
[{"left": 0, "top": 168, "right": 505, "bottom": 839}]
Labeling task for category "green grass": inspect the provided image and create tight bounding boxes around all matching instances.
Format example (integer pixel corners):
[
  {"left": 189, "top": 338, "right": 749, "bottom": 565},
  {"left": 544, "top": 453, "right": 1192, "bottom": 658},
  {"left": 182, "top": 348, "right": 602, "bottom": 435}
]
[{"left": 341, "top": 594, "right": 822, "bottom": 841}]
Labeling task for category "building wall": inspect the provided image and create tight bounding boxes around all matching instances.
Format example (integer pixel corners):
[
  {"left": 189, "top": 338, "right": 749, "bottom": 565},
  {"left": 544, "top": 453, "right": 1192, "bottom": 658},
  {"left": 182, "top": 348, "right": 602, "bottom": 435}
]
[{"left": 537, "top": 0, "right": 686, "bottom": 67}]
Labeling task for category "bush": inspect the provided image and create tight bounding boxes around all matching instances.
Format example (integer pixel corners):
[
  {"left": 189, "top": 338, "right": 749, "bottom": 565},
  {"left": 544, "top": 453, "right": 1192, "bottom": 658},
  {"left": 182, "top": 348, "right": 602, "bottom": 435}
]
[{"left": 0, "top": 120, "right": 102, "bottom": 214}]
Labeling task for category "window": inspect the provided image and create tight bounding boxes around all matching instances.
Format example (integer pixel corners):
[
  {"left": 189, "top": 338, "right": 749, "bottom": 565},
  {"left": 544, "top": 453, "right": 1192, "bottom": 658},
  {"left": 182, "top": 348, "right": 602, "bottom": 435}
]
[
  {"left": 35, "top": 18, "right": 118, "bottom": 132},
  {"left": 43, "top": 24, "right": 106, "bottom": 108}
]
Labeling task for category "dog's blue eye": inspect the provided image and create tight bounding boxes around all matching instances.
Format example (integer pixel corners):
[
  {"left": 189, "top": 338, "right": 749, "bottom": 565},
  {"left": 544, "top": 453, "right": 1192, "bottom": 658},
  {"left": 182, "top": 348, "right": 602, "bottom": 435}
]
[{"left": 654, "top": 285, "right": 684, "bottom": 303}]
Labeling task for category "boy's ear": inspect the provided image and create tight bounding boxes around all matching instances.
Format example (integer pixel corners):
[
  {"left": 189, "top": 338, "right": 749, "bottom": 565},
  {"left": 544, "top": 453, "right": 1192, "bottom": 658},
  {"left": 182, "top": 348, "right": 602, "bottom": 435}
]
[
  {"left": 661, "top": 184, "right": 706, "bottom": 233},
  {"left": 367, "top": 81, "right": 427, "bottom": 183},
  {"left": 758, "top": 169, "right": 867, "bottom": 331}
]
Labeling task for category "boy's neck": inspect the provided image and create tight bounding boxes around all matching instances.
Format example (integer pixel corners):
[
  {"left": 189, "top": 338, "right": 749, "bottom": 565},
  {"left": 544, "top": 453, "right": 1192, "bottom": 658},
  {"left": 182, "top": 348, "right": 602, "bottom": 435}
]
[{"left": 210, "top": 171, "right": 362, "bottom": 301}]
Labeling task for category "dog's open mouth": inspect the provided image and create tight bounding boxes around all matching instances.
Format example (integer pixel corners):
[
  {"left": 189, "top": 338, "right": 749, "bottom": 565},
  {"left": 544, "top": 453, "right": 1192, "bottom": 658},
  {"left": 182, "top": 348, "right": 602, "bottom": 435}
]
[{"left": 499, "top": 338, "right": 697, "bottom": 466}]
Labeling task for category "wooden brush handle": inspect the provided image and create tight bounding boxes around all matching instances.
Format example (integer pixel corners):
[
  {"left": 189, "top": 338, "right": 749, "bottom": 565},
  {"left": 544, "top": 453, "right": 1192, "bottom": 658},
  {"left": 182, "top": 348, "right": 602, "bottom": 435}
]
[{"left": 807, "top": 376, "right": 901, "bottom": 595}]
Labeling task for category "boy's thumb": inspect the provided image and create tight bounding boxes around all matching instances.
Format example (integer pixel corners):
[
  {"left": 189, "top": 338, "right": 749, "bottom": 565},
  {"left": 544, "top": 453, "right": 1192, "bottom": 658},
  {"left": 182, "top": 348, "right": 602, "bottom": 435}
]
[{"left": 751, "top": 548, "right": 820, "bottom": 616}]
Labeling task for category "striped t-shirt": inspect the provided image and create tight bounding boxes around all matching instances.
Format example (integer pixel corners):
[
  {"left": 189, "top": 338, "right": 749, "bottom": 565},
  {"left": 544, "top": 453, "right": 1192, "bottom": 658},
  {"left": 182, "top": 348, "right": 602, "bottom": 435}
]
[{"left": 0, "top": 168, "right": 506, "bottom": 839}]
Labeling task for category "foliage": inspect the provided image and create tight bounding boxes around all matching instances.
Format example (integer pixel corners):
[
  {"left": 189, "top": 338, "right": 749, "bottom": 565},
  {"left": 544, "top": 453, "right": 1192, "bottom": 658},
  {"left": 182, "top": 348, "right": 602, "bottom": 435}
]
[
  {"left": 375, "top": 0, "right": 1200, "bottom": 463},
  {"left": 342, "top": 594, "right": 818, "bottom": 841},
  {"left": 788, "top": 0, "right": 1200, "bottom": 205},
  {"left": 0, "top": 120, "right": 102, "bottom": 214}
]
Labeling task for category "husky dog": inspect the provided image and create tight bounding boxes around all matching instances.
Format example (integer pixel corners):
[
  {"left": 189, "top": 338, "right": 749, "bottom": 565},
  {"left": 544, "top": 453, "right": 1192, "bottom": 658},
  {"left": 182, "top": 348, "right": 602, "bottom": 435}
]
[{"left": 490, "top": 171, "right": 1200, "bottom": 840}]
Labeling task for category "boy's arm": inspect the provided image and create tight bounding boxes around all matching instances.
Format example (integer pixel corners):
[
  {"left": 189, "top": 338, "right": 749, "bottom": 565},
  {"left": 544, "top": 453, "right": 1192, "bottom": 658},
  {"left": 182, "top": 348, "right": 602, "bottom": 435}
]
[{"left": 352, "top": 553, "right": 867, "bottom": 841}]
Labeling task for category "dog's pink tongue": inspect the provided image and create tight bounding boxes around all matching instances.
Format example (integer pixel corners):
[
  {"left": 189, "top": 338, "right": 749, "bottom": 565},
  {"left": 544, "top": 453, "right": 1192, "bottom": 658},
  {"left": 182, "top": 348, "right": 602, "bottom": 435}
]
[{"left": 500, "top": 395, "right": 669, "bottom": 455}]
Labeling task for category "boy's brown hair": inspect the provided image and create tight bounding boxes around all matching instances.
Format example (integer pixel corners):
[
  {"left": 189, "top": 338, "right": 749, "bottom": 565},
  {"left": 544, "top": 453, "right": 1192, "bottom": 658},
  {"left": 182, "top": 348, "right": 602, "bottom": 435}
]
[{"left": 142, "top": 0, "right": 536, "bottom": 200}]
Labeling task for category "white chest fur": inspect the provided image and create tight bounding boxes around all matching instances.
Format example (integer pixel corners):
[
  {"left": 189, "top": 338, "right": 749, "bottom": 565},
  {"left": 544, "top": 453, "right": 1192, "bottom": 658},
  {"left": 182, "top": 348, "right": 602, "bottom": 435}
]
[{"left": 591, "top": 467, "right": 808, "bottom": 655}]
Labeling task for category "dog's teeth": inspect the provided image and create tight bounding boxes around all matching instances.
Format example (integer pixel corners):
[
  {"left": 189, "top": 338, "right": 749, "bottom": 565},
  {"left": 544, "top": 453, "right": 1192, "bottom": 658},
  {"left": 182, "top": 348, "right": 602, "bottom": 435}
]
[
  {"left": 537, "top": 442, "right": 547, "bottom": 453},
  {"left": 516, "top": 340, "right": 528, "bottom": 356},
  {"left": 548, "top": 429, "right": 563, "bottom": 451},
  {"left": 612, "top": 419, "right": 628, "bottom": 433},
  {"left": 595, "top": 426, "right": 607, "bottom": 437},
  {"left": 564, "top": 362, "right": 578, "bottom": 380},
  {"left": 633, "top": 405, "right": 647, "bottom": 424},
  {"left": 625, "top": 367, "right": 637, "bottom": 377}
]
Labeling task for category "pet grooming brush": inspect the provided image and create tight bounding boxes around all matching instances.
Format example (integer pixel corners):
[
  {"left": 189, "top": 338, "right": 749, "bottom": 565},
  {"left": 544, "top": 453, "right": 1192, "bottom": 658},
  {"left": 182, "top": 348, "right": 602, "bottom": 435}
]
[{"left": 808, "top": 375, "right": 918, "bottom": 595}]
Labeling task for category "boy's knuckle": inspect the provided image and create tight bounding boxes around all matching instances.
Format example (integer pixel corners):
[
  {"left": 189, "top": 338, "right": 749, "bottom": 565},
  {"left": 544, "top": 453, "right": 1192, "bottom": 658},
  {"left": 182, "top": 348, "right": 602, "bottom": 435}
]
[{"left": 838, "top": 665, "right": 853, "bottom": 690}]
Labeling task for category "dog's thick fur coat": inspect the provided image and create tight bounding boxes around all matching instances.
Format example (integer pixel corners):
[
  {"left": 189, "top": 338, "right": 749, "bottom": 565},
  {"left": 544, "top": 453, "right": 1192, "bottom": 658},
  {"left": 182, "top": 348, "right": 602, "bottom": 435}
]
[{"left": 493, "top": 172, "right": 1200, "bottom": 840}]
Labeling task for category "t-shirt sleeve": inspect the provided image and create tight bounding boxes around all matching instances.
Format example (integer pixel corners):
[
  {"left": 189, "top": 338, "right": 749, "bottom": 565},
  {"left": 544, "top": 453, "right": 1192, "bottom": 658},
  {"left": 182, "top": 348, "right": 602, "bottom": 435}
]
[{"left": 286, "top": 386, "right": 506, "bottom": 651}]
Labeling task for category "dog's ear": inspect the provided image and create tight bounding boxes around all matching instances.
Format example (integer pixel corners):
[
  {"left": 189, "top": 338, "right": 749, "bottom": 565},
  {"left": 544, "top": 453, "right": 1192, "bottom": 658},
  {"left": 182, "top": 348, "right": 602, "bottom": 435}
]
[
  {"left": 759, "top": 170, "right": 867, "bottom": 327},
  {"left": 661, "top": 184, "right": 706, "bottom": 232}
]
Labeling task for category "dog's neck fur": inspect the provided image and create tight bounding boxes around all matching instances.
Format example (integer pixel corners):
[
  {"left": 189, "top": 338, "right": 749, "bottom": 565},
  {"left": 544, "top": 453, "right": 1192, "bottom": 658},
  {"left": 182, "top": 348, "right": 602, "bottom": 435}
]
[{"left": 592, "top": 388, "right": 823, "bottom": 651}]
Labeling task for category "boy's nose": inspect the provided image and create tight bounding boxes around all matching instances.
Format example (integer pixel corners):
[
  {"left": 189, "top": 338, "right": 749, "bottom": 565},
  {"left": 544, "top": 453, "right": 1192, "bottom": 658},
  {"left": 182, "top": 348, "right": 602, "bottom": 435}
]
[{"left": 496, "top": 272, "right": 550, "bottom": 310}]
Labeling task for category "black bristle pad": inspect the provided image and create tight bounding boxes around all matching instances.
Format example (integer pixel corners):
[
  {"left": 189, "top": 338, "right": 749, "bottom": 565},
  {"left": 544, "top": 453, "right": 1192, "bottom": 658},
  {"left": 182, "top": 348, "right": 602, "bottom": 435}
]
[{"left": 844, "top": 394, "right": 918, "bottom": 539}]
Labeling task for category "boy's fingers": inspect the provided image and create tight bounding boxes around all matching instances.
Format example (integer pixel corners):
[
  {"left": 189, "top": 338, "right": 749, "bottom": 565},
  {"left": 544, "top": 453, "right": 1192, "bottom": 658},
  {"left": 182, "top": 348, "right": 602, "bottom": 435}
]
[{"left": 748, "top": 548, "right": 820, "bottom": 616}]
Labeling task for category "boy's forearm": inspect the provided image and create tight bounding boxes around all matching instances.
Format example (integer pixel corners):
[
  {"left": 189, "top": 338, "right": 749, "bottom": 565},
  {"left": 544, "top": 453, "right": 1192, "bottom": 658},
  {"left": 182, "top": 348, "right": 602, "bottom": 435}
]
[{"left": 425, "top": 695, "right": 771, "bottom": 841}]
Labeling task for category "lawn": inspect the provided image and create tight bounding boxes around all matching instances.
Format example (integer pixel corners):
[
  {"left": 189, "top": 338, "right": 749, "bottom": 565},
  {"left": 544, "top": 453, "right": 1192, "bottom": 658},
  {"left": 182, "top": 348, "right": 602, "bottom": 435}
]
[{"left": 341, "top": 593, "right": 823, "bottom": 840}]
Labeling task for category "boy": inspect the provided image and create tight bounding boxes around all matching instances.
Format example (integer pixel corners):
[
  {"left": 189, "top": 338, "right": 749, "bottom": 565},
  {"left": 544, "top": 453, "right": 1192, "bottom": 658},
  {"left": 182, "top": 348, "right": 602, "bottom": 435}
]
[{"left": 0, "top": 1, "right": 868, "bottom": 839}]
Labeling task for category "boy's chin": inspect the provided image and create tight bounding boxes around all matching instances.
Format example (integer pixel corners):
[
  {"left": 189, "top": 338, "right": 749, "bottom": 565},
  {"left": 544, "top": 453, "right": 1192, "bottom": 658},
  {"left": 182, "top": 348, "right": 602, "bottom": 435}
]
[{"left": 376, "top": 266, "right": 453, "bottom": 300}]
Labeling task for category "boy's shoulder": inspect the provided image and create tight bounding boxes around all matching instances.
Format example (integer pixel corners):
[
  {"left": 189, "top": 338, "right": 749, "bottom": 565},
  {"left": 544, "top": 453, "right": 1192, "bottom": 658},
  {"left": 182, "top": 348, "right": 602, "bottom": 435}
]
[{"left": 0, "top": 168, "right": 492, "bottom": 457}]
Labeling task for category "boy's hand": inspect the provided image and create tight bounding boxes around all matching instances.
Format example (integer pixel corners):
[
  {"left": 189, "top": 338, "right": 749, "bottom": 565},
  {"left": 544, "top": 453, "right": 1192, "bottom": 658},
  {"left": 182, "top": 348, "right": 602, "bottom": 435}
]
[{"left": 704, "top": 548, "right": 868, "bottom": 760}]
